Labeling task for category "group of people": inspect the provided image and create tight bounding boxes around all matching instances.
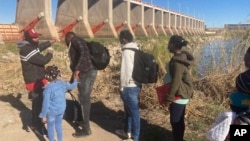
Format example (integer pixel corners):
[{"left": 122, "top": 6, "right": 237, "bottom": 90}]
[
  {"left": 18, "top": 28, "right": 195, "bottom": 141},
  {"left": 18, "top": 29, "right": 98, "bottom": 141}
]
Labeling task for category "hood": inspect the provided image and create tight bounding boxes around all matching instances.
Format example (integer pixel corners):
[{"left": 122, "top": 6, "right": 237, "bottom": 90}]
[
  {"left": 122, "top": 42, "right": 140, "bottom": 50},
  {"left": 16, "top": 40, "right": 30, "bottom": 48},
  {"left": 173, "top": 50, "right": 194, "bottom": 67}
]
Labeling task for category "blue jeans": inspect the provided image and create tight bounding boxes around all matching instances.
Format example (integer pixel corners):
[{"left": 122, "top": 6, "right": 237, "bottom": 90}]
[
  {"left": 47, "top": 113, "right": 64, "bottom": 141},
  {"left": 121, "top": 86, "right": 141, "bottom": 141},
  {"left": 78, "top": 69, "right": 97, "bottom": 131}
]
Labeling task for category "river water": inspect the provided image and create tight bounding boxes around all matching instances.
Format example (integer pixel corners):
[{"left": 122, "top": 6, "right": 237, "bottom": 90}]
[{"left": 196, "top": 38, "right": 245, "bottom": 77}]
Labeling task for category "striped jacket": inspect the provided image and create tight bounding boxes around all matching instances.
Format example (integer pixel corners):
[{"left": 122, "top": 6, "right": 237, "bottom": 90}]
[{"left": 17, "top": 40, "right": 52, "bottom": 84}]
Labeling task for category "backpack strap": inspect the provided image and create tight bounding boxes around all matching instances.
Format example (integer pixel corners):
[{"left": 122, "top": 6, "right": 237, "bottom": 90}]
[{"left": 67, "top": 91, "right": 78, "bottom": 102}]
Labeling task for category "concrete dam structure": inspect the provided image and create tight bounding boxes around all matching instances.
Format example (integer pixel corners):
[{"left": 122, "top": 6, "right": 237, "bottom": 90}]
[{"left": 0, "top": 0, "right": 205, "bottom": 43}]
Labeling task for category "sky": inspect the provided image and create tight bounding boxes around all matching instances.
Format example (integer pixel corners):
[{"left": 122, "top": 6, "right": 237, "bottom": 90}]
[{"left": 0, "top": 0, "right": 250, "bottom": 28}]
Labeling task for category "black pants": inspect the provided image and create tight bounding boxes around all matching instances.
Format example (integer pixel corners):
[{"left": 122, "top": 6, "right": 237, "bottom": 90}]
[
  {"left": 30, "top": 89, "right": 43, "bottom": 128},
  {"left": 169, "top": 102, "right": 186, "bottom": 141},
  {"left": 230, "top": 105, "right": 248, "bottom": 114}
]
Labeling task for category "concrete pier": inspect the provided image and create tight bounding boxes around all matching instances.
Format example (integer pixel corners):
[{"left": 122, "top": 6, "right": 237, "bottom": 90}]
[
  {"left": 0, "top": 0, "right": 205, "bottom": 43},
  {"left": 155, "top": 8, "right": 166, "bottom": 36},
  {"left": 170, "top": 13, "right": 178, "bottom": 35},
  {"left": 113, "top": 0, "right": 133, "bottom": 36},
  {"left": 0, "top": 34, "right": 4, "bottom": 45},
  {"left": 16, "top": 0, "right": 58, "bottom": 39},
  {"left": 186, "top": 18, "right": 193, "bottom": 35},
  {"left": 130, "top": 1, "right": 147, "bottom": 37},
  {"left": 144, "top": 4, "right": 158, "bottom": 37},
  {"left": 88, "top": 0, "right": 116, "bottom": 38},
  {"left": 163, "top": 11, "right": 173, "bottom": 35},
  {"left": 176, "top": 14, "right": 184, "bottom": 35},
  {"left": 55, "top": 0, "right": 93, "bottom": 38}
]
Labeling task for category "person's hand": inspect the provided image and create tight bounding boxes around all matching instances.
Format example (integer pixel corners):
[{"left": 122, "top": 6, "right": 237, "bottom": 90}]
[
  {"left": 50, "top": 38, "right": 57, "bottom": 44},
  {"left": 163, "top": 101, "right": 172, "bottom": 107},
  {"left": 74, "top": 70, "right": 80, "bottom": 80},
  {"left": 47, "top": 47, "right": 54, "bottom": 54},
  {"left": 41, "top": 117, "right": 47, "bottom": 123}
]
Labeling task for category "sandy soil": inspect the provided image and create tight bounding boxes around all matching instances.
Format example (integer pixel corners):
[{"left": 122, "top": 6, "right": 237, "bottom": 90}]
[
  {"left": 0, "top": 50, "right": 125, "bottom": 141},
  {"left": 0, "top": 92, "right": 124, "bottom": 141}
]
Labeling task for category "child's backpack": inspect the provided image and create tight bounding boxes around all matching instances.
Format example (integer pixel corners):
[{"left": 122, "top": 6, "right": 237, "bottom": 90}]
[
  {"left": 87, "top": 41, "right": 110, "bottom": 70},
  {"left": 122, "top": 48, "right": 158, "bottom": 84}
]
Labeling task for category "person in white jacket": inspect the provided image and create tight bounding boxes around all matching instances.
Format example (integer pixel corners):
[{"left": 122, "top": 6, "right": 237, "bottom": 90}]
[
  {"left": 116, "top": 30, "right": 142, "bottom": 141},
  {"left": 206, "top": 112, "right": 236, "bottom": 141}
]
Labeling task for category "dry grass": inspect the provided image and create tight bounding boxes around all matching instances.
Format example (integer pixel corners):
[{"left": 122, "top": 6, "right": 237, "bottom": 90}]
[{"left": 193, "top": 66, "right": 240, "bottom": 102}]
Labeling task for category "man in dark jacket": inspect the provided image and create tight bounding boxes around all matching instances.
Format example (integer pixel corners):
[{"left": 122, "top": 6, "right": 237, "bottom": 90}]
[
  {"left": 65, "top": 32, "right": 97, "bottom": 138},
  {"left": 17, "top": 28, "right": 56, "bottom": 136}
]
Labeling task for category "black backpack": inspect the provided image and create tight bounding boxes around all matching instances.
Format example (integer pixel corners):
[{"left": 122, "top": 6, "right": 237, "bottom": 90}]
[
  {"left": 87, "top": 41, "right": 110, "bottom": 70},
  {"left": 122, "top": 48, "right": 158, "bottom": 84},
  {"left": 64, "top": 92, "right": 83, "bottom": 123}
]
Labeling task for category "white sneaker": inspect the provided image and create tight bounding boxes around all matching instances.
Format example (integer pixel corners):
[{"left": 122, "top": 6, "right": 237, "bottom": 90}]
[
  {"left": 121, "top": 139, "right": 133, "bottom": 141},
  {"left": 115, "top": 129, "right": 131, "bottom": 138},
  {"left": 127, "top": 132, "right": 131, "bottom": 138}
]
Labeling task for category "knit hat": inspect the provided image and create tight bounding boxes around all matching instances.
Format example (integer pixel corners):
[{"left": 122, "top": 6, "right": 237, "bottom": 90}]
[
  {"left": 236, "top": 69, "right": 250, "bottom": 94},
  {"left": 45, "top": 65, "right": 61, "bottom": 80}
]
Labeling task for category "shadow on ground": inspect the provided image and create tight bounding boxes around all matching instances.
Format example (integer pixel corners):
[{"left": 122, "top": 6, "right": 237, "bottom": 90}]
[
  {"left": 0, "top": 93, "right": 47, "bottom": 141},
  {"left": 0, "top": 93, "right": 172, "bottom": 141},
  {"left": 90, "top": 101, "right": 172, "bottom": 141}
]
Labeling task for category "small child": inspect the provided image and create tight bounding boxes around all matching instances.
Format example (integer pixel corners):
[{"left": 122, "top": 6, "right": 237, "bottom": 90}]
[{"left": 39, "top": 65, "right": 78, "bottom": 141}]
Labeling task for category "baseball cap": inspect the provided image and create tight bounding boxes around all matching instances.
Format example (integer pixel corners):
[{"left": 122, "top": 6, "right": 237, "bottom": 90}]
[{"left": 24, "top": 28, "right": 42, "bottom": 38}]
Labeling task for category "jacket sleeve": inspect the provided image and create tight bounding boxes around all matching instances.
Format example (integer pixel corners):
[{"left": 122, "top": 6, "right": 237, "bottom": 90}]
[
  {"left": 173, "top": 57, "right": 194, "bottom": 66},
  {"left": 173, "top": 51, "right": 195, "bottom": 67},
  {"left": 28, "top": 52, "right": 53, "bottom": 66},
  {"left": 65, "top": 79, "right": 78, "bottom": 90},
  {"left": 38, "top": 41, "right": 52, "bottom": 52},
  {"left": 166, "top": 62, "right": 184, "bottom": 102},
  {"left": 72, "top": 38, "right": 89, "bottom": 71}
]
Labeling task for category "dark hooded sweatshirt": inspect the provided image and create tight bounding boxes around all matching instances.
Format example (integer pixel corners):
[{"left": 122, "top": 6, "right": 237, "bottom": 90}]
[{"left": 17, "top": 40, "right": 52, "bottom": 85}]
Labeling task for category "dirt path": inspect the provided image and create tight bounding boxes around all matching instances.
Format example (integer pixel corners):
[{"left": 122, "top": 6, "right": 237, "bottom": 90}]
[
  {"left": 0, "top": 46, "right": 125, "bottom": 141},
  {"left": 0, "top": 93, "right": 123, "bottom": 141}
]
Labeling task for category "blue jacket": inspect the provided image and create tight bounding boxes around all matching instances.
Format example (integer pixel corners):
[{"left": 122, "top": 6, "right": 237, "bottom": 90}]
[{"left": 39, "top": 79, "right": 78, "bottom": 118}]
